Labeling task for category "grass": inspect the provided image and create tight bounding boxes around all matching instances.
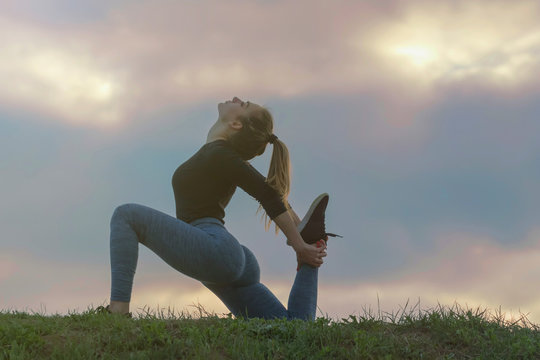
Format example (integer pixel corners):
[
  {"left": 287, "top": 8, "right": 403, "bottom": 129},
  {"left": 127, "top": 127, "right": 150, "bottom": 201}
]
[{"left": 1, "top": 300, "right": 539, "bottom": 359}]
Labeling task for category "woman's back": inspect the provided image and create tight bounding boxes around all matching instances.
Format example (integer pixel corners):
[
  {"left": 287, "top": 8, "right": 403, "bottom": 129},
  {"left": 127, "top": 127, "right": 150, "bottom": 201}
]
[{"left": 172, "top": 139, "right": 290, "bottom": 225}]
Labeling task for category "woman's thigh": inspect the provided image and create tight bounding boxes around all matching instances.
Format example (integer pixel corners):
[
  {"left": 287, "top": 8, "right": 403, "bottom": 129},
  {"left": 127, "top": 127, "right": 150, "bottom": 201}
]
[{"left": 112, "top": 203, "right": 246, "bottom": 283}]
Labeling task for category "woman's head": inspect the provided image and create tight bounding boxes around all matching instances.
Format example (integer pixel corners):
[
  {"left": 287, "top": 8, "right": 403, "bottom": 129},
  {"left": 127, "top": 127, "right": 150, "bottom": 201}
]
[
  {"left": 217, "top": 96, "right": 292, "bottom": 235},
  {"left": 217, "top": 96, "right": 272, "bottom": 160},
  {"left": 217, "top": 96, "right": 261, "bottom": 131}
]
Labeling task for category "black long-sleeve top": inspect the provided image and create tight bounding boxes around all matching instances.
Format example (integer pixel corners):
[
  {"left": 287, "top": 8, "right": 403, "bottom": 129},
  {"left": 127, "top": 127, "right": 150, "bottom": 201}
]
[{"left": 172, "top": 139, "right": 291, "bottom": 225}]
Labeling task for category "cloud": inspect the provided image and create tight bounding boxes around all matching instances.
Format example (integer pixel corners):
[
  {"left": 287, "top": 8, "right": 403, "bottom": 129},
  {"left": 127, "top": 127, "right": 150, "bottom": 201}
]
[
  {"left": 317, "top": 226, "right": 540, "bottom": 323},
  {"left": 0, "top": 246, "right": 224, "bottom": 316},
  {"left": 0, "top": 0, "right": 130, "bottom": 24},
  {"left": 3, "top": 226, "right": 540, "bottom": 325},
  {"left": 399, "top": 227, "right": 540, "bottom": 299},
  {"left": 0, "top": 18, "right": 126, "bottom": 129},
  {"left": 2, "top": 0, "right": 538, "bottom": 130},
  {"left": 1, "top": 0, "right": 539, "bottom": 326},
  {"left": 363, "top": 0, "right": 540, "bottom": 89},
  {"left": 316, "top": 281, "right": 540, "bottom": 325}
]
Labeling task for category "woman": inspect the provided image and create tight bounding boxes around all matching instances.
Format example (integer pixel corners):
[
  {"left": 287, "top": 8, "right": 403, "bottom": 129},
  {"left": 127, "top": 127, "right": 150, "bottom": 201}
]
[{"left": 102, "top": 96, "right": 330, "bottom": 320}]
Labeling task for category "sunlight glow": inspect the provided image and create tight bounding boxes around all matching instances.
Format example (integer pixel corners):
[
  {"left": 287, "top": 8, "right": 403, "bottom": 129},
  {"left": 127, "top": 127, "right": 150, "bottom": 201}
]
[
  {"left": 0, "top": 19, "right": 124, "bottom": 129},
  {"left": 365, "top": 1, "right": 540, "bottom": 87},
  {"left": 95, "top": 82, "right": 113, "bottom": 100},
  {"left": 26, "top": 51, "right": 118, "bottom": 103},
  {"left": 392, "top": 46, "right": 437, "bottom": 68}
]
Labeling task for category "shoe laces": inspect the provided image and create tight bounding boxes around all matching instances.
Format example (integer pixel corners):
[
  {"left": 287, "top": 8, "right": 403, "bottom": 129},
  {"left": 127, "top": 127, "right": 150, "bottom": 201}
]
[
  {"left": 325, "top": 232, "right": 343, "bottom": 238},
  {"left": 321, "top": 221, "right": 343, "bottom": 239}
]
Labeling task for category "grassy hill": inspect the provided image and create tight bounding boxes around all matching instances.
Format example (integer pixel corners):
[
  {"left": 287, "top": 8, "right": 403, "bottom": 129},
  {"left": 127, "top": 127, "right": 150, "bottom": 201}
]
[{"left": 1, "top": 302, "right": 538, "bottom": 359}]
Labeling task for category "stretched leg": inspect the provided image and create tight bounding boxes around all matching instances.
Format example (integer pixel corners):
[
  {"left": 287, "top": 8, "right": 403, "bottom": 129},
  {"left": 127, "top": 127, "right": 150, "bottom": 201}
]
[
  {"left": 109, "top": 203, "right": 246, "bottom": 306},
  {"left": 203, "top": 245, "right": 319, "bottom": 320},
  {"left": 287, "top": 265, "right": 318, "bottom": 320}
]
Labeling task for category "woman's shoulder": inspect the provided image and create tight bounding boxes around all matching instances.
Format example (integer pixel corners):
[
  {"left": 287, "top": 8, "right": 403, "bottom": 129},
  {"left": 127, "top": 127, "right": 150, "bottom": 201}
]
[{"left": 205, "top": 139, "right": 242, "bottom": 158}]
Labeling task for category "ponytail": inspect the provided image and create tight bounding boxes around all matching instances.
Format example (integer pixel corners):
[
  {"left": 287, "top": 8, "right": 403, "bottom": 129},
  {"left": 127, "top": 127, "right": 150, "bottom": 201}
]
[
  {"left": 227, "top": 105, "right": 292, "bottom": 235},
  {"left": 256, "top": 137, "right": 292, "bottom": 235}
]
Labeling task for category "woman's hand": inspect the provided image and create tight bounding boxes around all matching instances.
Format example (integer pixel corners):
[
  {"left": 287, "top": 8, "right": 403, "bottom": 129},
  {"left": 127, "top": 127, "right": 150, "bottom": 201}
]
[
  {"left": 271, "top": 210, "right": 328, "bottom": 269},
  {"left": 295, "top": 239, "right": 327, "bottom": 269}
]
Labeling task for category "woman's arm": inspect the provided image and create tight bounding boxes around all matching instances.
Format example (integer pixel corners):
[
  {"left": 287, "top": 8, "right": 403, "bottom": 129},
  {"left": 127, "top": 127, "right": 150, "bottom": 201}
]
[
  {"left": 273, "top": 210, "right": 325, "bottom": 268},
  {"left": 287, "top": 206, "right": 302, "bottom": 227}
]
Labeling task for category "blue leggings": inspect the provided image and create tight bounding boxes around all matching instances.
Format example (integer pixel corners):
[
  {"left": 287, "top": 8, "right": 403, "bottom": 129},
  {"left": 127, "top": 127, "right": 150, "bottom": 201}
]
[{"left": 109, "top": 203, "right": 318, "bottom": 320}]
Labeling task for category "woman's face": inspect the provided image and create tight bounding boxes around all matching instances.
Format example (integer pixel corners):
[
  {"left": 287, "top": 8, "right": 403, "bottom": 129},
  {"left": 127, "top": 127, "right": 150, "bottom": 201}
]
[
  {"left": 208, "top": 97, "right": 263, "bottom": 142},
  {"left": 217, "top": 96, "right": 258, "bottom": 123}
]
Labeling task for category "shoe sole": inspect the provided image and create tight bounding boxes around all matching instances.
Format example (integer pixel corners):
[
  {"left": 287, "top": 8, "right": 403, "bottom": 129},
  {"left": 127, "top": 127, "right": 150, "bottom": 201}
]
[
  {"left": 298, "top": 192, "right": 329, "bottom": 234},
  {"left": 287, "top": 193, "right": 329, "bottom": 246}
]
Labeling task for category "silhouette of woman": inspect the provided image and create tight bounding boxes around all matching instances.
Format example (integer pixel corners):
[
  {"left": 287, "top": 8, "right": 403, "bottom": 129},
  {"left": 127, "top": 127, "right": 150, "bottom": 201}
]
[{"left": 104, "top": 96, "right": 328, "bottom": 319}]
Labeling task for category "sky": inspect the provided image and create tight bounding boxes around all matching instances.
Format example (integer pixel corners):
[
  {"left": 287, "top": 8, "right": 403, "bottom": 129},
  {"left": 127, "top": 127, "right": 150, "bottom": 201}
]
[{"left": 1, "top": 0, "right": 540, "bottom": 324}]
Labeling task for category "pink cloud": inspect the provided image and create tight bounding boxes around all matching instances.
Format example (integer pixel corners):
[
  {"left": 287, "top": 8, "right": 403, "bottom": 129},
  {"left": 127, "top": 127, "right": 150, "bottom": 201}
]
[
  {"left": 2, "top": 0, "right": 538, "bottom": 131},
  {"left": 3, "top": 230, "right": 540, "bottom": 325}
]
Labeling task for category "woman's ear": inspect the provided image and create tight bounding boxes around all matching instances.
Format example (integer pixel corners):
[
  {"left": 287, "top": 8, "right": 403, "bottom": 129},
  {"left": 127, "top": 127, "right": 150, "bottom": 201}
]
[{"left": 229, "top": 118, "right": 243, "bottom": 131}]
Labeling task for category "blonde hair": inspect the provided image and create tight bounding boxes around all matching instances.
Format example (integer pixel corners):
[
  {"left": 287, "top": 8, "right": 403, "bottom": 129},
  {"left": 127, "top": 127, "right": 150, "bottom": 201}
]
[{"left": 227, "top": 105, "right": 291, "bottom": 235}]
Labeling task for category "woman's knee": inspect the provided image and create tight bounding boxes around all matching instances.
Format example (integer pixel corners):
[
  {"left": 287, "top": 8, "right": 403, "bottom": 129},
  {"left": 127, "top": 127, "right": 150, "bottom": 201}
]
[{"left": 111, "top": 203, "right": 139, "bottom": 223}]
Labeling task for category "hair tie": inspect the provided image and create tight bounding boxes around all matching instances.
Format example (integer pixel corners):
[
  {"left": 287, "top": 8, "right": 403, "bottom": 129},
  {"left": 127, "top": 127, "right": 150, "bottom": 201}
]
[{"left": 268, "top": 134, "right": 278, "bottom": 144}]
